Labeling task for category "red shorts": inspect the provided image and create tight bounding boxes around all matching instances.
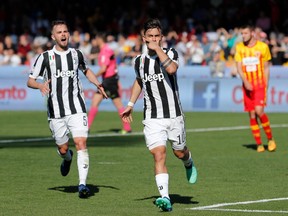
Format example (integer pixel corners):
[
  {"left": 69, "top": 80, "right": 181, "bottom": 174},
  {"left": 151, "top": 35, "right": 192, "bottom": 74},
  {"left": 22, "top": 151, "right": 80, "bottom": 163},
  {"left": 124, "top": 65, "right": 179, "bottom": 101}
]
[{"left": 243, "top": 87, "right": 267, "bottom": 111}]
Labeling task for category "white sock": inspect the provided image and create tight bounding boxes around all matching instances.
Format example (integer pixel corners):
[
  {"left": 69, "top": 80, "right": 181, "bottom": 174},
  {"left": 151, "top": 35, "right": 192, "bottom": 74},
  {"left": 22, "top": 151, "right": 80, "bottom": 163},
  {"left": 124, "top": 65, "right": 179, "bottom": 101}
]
[
  {"left": 57, "top": 149, "right": 72, "bottom": 161},
  {"left": 155, "top": 173, "right": 169, "bottom": 199},
  {"left": 77, "top": 149, "right": 89, "bottom": 185},
  {"left": 183, "top": 151, "right": 193, "bottom": 168}
]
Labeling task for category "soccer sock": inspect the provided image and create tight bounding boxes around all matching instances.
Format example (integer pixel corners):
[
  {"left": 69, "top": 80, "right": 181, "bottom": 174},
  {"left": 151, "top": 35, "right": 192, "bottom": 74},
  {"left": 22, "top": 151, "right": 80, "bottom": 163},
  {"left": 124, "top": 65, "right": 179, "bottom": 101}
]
[
  {"left": 182, "top": 151, "right": 193, "bottom": 168},
  {"left": 57, "top": 149, "right": 72, "bottom": 161},
  {"left": 259, "top": 113, "right": 273, "bottom": 140},
  {"left": 155, "top": 173, "right": 169, "bottom": 199},
  {"left": 77, "top": 149, "right": 89, "bottom": 185},
  {"left": 250, "top": 118, "right": 262, "bottom": 145},
  {"left": 118, "top": 107, "right": 131, "bottom": 131},
  {"left": 87, "top": 107, "right": 98, "bottom": 129}
]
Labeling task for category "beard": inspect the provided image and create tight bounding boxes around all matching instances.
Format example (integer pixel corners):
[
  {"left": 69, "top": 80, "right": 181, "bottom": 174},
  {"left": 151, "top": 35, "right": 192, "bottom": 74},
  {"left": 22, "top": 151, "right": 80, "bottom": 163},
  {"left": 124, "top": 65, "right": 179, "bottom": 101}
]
[{"left": 243, "top": 36, "right": 252, "bottom": 46}]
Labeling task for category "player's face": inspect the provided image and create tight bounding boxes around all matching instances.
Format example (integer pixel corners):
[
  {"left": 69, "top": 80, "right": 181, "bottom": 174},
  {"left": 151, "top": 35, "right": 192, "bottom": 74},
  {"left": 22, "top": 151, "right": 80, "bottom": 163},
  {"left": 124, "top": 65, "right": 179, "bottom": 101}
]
[
  {"left": 241, "top": 28, "right": 253, "bottom": 44},
  {"left": 143, "top": 28, "right": 162, "bottom": 46},
  {"left": 51, "top": 24, "right": 70, "bottom": 50}
]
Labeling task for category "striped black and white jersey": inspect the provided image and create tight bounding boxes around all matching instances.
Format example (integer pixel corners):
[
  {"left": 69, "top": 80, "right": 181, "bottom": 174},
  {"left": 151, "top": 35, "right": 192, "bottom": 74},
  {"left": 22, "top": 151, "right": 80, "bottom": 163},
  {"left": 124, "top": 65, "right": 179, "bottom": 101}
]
[
  {"left": 134, "top": 47, "right": 183, "bottom": 120},
  {"left": 29, "top": 46, "right": 88, "bottom": 119}
]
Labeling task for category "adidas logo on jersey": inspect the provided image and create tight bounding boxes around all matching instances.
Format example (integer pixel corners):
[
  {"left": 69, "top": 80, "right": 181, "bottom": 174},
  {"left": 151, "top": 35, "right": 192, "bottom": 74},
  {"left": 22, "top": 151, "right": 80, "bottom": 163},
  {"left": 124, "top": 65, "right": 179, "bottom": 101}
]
[
  {"left": 142, "top": 73, "right": 164, "bottom": 83},
  {"left": 54, "top": 69, "right": 76, "bottom": 78}
]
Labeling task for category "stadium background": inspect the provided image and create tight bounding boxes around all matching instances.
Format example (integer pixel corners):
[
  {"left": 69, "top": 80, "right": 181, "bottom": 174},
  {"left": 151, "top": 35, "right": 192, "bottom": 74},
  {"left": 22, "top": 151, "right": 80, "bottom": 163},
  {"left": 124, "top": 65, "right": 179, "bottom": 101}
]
[{"left": 0, "top": 0, "right": 288, "bottom": 113}]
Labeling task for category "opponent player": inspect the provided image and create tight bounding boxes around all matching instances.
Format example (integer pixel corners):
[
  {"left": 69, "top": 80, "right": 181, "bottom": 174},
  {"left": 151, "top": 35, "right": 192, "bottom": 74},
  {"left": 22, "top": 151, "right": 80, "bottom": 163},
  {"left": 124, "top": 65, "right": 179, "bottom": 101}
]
[
  {"left": 27, "top": 20, "right": 107, "bottom": 198},
  {"left": 235, "top": 24, "right": 276, "bottom": 152},
  {"left": 121, "top": 18, "right": 197, "bottom": 212},
  {"left": 87, "top": 32, "right": 131, "bottom": 134}
]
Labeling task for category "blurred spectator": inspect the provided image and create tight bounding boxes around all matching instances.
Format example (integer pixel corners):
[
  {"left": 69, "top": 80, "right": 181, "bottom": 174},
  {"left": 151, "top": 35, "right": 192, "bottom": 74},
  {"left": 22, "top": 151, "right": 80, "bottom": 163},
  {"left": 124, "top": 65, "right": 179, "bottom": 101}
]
[
  {"left": 175, "top": 32, "right": 189, "bottom": 66},
  {"left": 209, "top": 51, "right": 225, "bottom": 78},
  {"left": 268, "top": 33, "right": 284, "bottom": 65},
  {"left": 89, "top": 36, "right": 100, "bottom": 65},
  {"left": 255, "top": 10, "right": 271, "bottom": 33},
  {"left": 17, "top": 34, "right": 32, "bottom": 64},
  {"left": 79, "top": 32, "right": 92, "bottom": 64},
  {"left": 201, "top": 33, "right": 212, "bottom": 65},
  {"left": 125, "top": 34, "right": 144, "bottom": 64},
  {"left": 187, "top": 34, "right": 204, "bottom": 65}
]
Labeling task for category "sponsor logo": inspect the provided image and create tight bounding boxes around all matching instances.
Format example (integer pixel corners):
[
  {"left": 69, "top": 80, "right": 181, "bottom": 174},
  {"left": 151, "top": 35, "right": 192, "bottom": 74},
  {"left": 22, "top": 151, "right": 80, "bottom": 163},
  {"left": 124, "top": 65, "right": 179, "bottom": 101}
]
[
  {"left": 193, "top": 81, "right": 219, "bottom": 109},
  {"left": 142, "top": 73, "right": 164, "bottom": 82},
  {"left": 0, "top": 86, "right": 27, "bottom": 100},
  {"left": 54, "top": 69, "right": 76, "bottom": 78}
]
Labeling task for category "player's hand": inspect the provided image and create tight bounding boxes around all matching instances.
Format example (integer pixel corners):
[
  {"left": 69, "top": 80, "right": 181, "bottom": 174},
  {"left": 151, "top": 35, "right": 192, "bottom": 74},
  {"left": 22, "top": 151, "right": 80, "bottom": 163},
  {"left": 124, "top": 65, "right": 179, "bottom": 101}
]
[
  {"left": 146, "top": 40, "right": 159, "bottom": 51},
  {"left": 97, "top": 84, "right": 108, "bottom": 99},
  {"left": 121, "top": 106, "right": 133, "bottom": 123},
  {"left": 40, "top": 79, "right": 51, "bottom": 96},
  {"left": 244, "top": 80, "right": 253, "bottom": 91}
]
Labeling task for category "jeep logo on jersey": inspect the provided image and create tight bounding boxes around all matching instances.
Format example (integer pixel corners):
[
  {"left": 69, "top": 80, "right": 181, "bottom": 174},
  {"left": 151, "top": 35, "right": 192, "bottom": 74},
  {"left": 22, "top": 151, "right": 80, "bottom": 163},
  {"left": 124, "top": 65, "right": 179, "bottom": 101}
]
[
  {"left": 54, "top": 69, "right": 76, "bottom": 78},
  {"left": 142, "top": 73, "right": 164, "bottom": 82}
]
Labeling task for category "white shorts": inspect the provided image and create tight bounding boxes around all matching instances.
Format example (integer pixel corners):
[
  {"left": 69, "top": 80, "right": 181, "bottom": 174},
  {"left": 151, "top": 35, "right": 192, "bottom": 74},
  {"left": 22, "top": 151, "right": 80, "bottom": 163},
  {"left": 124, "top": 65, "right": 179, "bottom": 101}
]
[
  {"left": 48, "top": 113, "right": 88, "bottom": 145},
  {"left": 142, "top": 115, "right": 186, "bottom": 151}
]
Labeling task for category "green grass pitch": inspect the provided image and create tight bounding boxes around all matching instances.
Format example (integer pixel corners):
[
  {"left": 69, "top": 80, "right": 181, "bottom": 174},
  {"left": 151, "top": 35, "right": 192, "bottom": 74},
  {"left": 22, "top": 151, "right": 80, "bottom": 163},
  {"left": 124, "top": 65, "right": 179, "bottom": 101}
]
[{"left": 0, "top": 111, "right": 287, "bottom": 216}]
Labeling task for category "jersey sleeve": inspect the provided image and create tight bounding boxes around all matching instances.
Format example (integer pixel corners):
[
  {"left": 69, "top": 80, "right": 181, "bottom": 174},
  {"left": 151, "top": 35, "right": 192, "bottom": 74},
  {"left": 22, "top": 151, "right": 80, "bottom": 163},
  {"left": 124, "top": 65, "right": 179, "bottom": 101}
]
[
  {"left": 262, "top": 43, "right": 272, "bottom": 62},
  {"left": 76, "top": 49, "right": 89, "bottom": 72},
  {"left": 29, "top": 53, "right": 46, "bottom": 80},
  {"left": 234, "top": 43, "right": 242, "bottom": 63},
  {"left": 133, "top": 55, "right": 141, "bottom": 78},
  {"left": 167, "top": 47, "right": 179, "bottom": 66}
]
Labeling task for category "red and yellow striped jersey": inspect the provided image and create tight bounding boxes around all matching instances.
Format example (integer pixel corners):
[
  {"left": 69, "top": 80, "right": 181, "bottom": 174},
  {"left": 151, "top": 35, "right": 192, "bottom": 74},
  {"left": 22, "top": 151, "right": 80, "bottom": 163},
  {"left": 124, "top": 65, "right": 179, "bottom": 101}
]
[{"left": 234, "top": 41, "right": 271, "bottom": 89}]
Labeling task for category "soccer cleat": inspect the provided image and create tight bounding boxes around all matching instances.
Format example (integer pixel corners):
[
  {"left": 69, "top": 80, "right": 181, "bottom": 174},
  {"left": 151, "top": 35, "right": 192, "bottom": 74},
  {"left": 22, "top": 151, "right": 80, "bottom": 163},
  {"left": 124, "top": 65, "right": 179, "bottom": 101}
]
[
  {"left": 78, "top": 184, "right": 90, "bottom": 198},
  {"left": 155, "top": 197, "right": 172, "bottom": 212},
  {"left": 268, "top": 139, "right": 276, "bottom": 152},
  {"left": 60, "top": 150, "right": 73, "bottom": 176},
  {"left": 257, "top": 145, "right": 265, "bottom": 153},
  {"left": 186, "top": 164, "right": 197, "bottom": 184}
]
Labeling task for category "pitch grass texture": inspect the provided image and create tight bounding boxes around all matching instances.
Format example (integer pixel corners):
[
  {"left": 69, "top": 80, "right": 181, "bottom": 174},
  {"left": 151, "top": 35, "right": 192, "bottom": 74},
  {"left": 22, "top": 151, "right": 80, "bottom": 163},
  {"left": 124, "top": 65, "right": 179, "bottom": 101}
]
[{"left": 0, "top": 111, "right": 288, "bottom": 216}]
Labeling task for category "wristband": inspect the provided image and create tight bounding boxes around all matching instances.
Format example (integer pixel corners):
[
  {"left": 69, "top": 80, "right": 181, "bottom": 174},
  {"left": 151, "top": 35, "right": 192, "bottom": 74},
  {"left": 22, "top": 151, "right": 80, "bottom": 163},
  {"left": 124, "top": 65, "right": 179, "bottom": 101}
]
[{"left": 127, "top": 101, "right": 134, "bottom": 107}]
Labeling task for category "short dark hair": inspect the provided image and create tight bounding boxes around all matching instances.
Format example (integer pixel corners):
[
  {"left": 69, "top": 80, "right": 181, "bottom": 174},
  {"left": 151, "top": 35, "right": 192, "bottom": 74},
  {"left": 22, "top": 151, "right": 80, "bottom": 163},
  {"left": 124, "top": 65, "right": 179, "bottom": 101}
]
[
  {"left": 143, "top": 18, "right": 162, "bottom": 34},
  {"left": 51, "top": 20, "right": 67, "bottom": 32},
  {"left": 240, "top": 24, "right": 255, "bottom": 31}
]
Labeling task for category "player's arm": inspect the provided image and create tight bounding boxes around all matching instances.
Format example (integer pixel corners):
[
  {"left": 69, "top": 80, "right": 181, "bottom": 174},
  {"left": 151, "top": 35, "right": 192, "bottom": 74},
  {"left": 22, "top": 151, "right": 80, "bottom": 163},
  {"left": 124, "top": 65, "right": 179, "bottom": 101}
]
[
  {"left": 27, "top": 77, "right": 51, "bottom": 96},
  {"left": 95, "top": 65, "right": 107, "bottom": 77},
  {"left": 121, "top": 78, "right": 143, "bottom": 123},
  {"left": 84, "top": 68, "right": 108, "bottom": 99},
  {"left": 147, "top": 42, "right": 178, "bottom": 75},
  {"left": 263, "top": 61, "right": 270, "bottom": 87},
  {"left": 236, "top": 62, "right": 252, "bottom": 91}
]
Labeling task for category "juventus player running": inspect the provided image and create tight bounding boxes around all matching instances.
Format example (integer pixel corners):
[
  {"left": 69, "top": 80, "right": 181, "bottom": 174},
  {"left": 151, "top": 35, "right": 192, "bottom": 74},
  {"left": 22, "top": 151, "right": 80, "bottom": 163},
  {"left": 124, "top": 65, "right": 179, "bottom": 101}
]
[
  {"left": 121, "top": 18, "right": 197, "bottom": 212},
  {"left": 27, "top": 20, "right": 107, "bottom": 198}
]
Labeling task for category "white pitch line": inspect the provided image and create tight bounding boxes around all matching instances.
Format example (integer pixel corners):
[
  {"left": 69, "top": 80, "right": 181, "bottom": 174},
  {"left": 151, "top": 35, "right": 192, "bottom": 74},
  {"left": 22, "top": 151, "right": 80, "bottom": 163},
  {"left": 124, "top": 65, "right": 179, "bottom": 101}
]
[
  {"left": 189, "top": 197, "right": 288, "bottom": 213},
  {"left": 198, "top": 208, "right": 288, "bottom": 213},
  {"left": 1, "top": 124, "right": 288, "bottom": 144}
]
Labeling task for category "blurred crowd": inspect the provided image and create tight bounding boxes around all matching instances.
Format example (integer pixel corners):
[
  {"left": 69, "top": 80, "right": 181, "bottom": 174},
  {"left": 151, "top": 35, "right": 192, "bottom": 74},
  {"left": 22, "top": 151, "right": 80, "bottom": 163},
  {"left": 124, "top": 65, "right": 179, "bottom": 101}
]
[{"left": 0, "top": 0, "right": 288, "bottom": 78}]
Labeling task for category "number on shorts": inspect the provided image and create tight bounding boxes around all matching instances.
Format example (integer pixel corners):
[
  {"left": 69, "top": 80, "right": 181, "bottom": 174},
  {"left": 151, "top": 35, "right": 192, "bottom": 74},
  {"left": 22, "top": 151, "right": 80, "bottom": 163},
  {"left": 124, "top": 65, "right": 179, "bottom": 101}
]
[{"left": 83, "top": 116, "right": 88, "bottom": 126}]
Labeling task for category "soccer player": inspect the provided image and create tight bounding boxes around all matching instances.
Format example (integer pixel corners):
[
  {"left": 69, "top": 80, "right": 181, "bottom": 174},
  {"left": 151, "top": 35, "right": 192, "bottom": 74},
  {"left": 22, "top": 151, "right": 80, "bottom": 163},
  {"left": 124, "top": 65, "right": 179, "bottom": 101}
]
[
  {"left": 87, "top": 32, "right": 131, "bottom": 134},
  {"left": 120, "top": 18, "right": 197, "bottom": 212},
  {"left": 234, "top": 24, "right": 276, "bottom": 153},
  {"left": 27, "top": 20, "right": 107, "bottom": 198}
]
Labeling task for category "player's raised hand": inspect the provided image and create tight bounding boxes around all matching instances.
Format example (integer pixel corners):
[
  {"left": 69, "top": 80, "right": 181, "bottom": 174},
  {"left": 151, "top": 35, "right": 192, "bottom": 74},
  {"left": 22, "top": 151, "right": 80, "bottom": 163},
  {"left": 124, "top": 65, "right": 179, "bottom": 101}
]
[{"left": 121, "top": 106, "right": 133, "bottom": 123}]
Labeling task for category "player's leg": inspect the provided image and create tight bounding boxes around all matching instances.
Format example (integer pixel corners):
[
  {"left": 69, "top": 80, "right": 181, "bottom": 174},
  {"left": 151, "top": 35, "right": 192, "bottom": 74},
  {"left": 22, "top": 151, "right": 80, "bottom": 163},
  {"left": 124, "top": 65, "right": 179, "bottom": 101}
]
[
  {"left": 87, "top": 92, "right": 103, "bottom": 129},
  {"left": 254, "top": 88, "right": 276, "bottom": 151},
  {"left": 112, "top": 97, "right": 132, "bottom": 133},
  {"left": 68, "top": 113, "right": 90, "bottom": 198},
  {"left": 48, "top": 118, "right": 73, "bottom": 176},
  {"left": 244, "top": 88, "right": 264, "bottom": 152},
  {"left": 143, "top": 119, "right": 172, "bottom": 211},
  {"left": 169, "top": 115, "right": 197, "bottom": 184}
]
